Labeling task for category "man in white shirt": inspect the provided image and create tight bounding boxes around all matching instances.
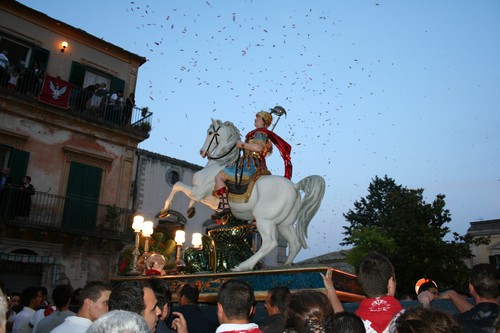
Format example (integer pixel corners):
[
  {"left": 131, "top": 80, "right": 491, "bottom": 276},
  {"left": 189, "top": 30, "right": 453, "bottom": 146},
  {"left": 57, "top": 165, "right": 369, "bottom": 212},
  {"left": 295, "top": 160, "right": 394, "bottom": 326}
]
[
  {"left": 50, "top": 281, "right": 111, "bottom": 333},
  {"left": 33, "top": 285, "right": 74, "bottom": 333},
  {"left": 12, "top": 287, "right": 44, "bottom": 333}
]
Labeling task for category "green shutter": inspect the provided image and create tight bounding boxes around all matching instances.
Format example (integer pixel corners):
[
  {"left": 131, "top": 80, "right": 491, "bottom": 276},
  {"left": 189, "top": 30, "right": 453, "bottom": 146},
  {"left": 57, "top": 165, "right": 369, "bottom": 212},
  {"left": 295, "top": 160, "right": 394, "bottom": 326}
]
[
  {"left": 62, "top": 162, "right": 102, "bottom": 231},
  {"left": 30, "top": 47, "right": 50, "bottom": 72},
  {"left": 68, "top": 61, "right": 87, "bottom": 108},
  {"left": 109, "top": 76, "right": 125, "bottom": 94},
  {"left": 8, "top": 147, "right": 30, "bottom": 185},
  {"left": 69, "top": 61, "right": 86, "bottom": 87}
]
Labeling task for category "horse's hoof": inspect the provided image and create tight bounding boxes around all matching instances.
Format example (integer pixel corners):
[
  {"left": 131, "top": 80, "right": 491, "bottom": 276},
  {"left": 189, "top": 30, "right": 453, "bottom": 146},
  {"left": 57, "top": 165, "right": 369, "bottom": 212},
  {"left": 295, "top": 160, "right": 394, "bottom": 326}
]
[
  {"left": 156, "top": 209, "right": 169, "bottom": 219},
  {"left": 231, "top": 266, "right": 244, "bottom": 272},
  {"left": 187, "top": 207, "right": 196, "bottom": 218},
  {"left": 230, "top": 264, "right": 253, "bottom": 272}
]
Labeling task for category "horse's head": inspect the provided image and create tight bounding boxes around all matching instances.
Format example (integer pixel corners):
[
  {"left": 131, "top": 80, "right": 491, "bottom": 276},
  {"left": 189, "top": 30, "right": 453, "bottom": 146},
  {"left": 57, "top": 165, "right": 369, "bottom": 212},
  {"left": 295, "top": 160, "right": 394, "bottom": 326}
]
[{"left": 199, "top": 119, "right": 241, "bottom": 162}]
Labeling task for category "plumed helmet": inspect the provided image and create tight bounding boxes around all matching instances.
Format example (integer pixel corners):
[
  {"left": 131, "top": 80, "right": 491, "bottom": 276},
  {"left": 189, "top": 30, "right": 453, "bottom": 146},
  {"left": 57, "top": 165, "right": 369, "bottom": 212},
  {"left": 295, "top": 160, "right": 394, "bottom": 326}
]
[
  {"left": 256, "top": 111, "right": 273, "bottom": 127},
  {"left": 270, "top": 105, "right": 286, "bottom": 117}
]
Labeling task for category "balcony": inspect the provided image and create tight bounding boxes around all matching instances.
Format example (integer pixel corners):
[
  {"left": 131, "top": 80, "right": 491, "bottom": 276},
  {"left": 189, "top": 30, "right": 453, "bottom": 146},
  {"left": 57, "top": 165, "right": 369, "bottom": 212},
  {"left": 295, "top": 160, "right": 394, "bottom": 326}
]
[
  {"left": 0, "top": 187, "right": 134, "bottom": 244},
  {"left": 0, "top": 71, "right": 152, "bottom": 135}
]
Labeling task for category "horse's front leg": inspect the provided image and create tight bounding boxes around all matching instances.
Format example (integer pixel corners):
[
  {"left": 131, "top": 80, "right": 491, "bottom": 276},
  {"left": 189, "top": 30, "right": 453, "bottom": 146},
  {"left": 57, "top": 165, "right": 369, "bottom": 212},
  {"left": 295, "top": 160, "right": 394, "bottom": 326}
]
[{"left": 157, "top": 182, "right": 193, "bottom": 218}]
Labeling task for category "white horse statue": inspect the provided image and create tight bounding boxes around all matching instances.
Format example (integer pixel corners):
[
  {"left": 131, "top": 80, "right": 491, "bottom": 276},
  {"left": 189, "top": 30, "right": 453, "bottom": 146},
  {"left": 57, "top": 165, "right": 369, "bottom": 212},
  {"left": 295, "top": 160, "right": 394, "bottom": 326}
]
[{"left": 161, "top": 119, "right": 326, "bottom": 271}]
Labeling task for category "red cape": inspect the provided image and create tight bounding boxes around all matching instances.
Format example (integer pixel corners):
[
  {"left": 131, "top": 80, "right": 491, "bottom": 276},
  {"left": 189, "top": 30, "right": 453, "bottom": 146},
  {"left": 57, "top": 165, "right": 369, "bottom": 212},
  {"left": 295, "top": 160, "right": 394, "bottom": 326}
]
[{"left": 246, "top": 128, "right": 292, "bottom": 179}]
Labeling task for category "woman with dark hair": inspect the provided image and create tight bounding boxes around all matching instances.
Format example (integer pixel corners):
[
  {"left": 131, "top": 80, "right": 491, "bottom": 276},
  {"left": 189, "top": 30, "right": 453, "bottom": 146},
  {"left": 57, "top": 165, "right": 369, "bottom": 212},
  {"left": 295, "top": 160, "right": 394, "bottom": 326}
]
[
  {"left": 284, "top": 290, "right": 334, "bottom": 333},
  {"left": 122, "top": 93, "right": 135, "bottom": 125},
  {"left": 395, "top": 306, "right": 463, "bottom": 333}
]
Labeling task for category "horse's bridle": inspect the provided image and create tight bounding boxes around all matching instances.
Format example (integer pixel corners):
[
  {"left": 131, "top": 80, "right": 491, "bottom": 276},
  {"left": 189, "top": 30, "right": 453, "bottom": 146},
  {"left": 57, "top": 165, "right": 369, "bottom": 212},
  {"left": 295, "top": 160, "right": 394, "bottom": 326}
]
[{"left": 206, "top": 125, "right": 237, "bottom": 160}]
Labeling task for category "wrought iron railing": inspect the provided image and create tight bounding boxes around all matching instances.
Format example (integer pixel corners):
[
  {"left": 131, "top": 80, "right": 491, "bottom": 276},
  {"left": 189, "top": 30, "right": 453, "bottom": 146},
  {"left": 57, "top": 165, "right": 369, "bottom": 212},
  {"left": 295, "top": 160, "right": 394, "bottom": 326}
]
[
  {"left": 0, "top": 187, "right": 134, "bottom": 239},
  {"left": 0, "top": 71, "right": 152, "bottom": 134}
]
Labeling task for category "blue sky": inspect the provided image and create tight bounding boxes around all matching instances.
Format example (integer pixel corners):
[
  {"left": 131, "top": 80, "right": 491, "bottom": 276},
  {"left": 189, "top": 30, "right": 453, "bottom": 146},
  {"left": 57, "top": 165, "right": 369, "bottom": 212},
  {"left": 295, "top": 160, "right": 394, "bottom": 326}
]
[{"left": 19, "top": 0, "right": 500, "bottom": 261}]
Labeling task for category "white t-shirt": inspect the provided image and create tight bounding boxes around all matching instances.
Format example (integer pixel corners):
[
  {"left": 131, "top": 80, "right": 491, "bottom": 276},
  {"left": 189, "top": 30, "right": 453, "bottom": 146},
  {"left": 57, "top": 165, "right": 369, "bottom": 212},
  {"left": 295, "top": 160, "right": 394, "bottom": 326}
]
[
  {"left": 12, "top": 307, "right": 36, "bottom": 333},
  {"left": 49, "top": 316, "right": 92, "bottom": 333}
]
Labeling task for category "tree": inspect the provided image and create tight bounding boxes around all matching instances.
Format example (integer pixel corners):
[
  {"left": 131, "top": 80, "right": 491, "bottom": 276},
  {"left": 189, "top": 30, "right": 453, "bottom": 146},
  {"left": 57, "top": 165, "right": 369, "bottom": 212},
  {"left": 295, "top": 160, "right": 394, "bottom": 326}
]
[{"left": 342, "top": 175, "right": 488, "bottom": 296}]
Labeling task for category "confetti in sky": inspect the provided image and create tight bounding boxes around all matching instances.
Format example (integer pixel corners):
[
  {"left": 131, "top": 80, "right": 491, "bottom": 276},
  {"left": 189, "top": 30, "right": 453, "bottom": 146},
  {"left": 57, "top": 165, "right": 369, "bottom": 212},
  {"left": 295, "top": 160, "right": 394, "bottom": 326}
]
[{"left": 19, "top": 0, "right": 500, "bottom": 260}]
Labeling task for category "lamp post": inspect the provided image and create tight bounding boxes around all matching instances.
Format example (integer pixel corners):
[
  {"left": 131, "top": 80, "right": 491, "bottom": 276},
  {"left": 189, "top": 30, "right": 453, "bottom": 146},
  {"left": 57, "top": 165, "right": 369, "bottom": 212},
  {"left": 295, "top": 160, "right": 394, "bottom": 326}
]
[
  {"left": 127, "top": 215, "right": 144, "bottom": 275},
  {"left": 141, "top": 220, "right": 154, "bottom": 274},
  {"left": 174, "top": 230, "right": 186, "bottom": 271}
]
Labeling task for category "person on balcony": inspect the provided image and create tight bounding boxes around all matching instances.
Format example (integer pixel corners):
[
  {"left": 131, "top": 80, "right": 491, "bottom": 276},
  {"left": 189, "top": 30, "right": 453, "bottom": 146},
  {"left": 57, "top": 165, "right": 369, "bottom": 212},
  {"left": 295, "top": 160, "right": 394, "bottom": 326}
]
[
  {"left": 0, "top": 167, "right": 13, "bottom": 216},
  {"left": 122, "top": 93, "right": 135, "bottom": 125},
  {"left": 78, "top": 83, "right": 100, "bottom": 112},
  {"left": 24, "top": 62, "right": 44, "bottom": 96},
  {"left": 106, "top": 90, "right": 124, "bottom": 123},
  {"left": 14, "top": 176, "right": 35, "bottom": 218},
  {"left": 0, "top": 50, "right": 9, "bottom": 86},
  {"left": 89, "top": 83, "right": 108, "bottom": 111}
]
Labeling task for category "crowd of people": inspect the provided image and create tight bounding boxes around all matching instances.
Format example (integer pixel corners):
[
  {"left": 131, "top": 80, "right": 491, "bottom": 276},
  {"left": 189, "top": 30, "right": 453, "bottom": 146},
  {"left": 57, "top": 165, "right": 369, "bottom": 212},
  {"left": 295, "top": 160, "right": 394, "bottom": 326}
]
[
  {"left": 1, "top": 253, "right": 498, "bottom": 333},
  {"left": 0, "top": 50, "right": 44, "bottom": 96},
  {"left": 76, "top": 83, "right": 135, "bottom": 125},
  {"left": 0, "top": 48, "right": 137, "bottom": 126}
]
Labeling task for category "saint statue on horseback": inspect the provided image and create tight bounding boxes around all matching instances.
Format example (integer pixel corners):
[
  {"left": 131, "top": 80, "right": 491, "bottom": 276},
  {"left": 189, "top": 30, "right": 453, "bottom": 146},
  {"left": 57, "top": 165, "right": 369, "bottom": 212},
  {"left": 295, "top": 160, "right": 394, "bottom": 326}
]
[
  {"left": 159, "top": 105, "right": 325, "bottom": 271},
  {"left": 211, "top": 106, "right": 291, "bottom": 220}
]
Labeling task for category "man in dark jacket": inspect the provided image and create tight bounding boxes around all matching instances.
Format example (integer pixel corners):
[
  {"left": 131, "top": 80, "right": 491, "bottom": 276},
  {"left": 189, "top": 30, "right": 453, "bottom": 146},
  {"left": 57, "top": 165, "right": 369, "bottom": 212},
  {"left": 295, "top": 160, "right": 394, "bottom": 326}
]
[
  {"left": 260, "top": 286, "right": 290, "bottom": 333},
  {"left": 170, "top": 283, "right": 217, "bottom": 333}
]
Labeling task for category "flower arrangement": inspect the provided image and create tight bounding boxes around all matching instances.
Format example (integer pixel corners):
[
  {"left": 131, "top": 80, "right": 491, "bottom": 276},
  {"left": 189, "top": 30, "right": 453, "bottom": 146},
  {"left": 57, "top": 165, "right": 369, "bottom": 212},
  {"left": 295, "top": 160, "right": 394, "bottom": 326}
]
[{"left": 119, "top": 232, "right": 177, "bottom": 275}]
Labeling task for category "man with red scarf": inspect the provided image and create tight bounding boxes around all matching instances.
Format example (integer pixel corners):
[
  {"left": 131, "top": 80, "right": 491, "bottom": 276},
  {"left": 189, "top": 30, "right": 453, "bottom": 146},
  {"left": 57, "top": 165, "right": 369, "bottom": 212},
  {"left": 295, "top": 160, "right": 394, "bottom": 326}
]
[{"left": 355, "top": 252, "right": 403, "bottom": 333}]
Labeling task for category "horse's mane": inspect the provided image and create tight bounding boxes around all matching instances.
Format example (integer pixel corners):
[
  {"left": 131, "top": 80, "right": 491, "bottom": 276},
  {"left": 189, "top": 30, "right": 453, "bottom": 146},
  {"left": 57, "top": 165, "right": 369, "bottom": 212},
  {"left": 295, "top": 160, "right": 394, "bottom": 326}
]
[
  {"left": 221, "top": 120, "right": 242, "bottom": 143},
  {"left": 207, "top": 120, "right": 242, "bottom": 165}
]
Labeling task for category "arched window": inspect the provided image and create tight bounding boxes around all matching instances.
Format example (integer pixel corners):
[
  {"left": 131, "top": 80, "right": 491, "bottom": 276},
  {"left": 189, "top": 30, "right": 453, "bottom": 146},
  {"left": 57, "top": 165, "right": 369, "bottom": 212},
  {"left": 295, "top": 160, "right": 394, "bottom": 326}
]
[{"left": 165, "top": 170, "right": 179, "bottom": 186}]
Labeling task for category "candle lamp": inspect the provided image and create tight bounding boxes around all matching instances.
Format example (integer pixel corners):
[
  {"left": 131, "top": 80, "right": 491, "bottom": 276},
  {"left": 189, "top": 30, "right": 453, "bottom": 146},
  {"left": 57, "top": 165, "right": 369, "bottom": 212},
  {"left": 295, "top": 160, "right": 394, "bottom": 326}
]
[
  {"left": 127, "top": 215, "right": 144, "bottom": 275},
  {"left": 191, "top": 233, "right": 203, "bottom": 249},
  {"left": 175, "top": 230, "right": 186, "bottom": 271},
  {"left": 141, "top": 220, "right": 154, "bottom": 274}
]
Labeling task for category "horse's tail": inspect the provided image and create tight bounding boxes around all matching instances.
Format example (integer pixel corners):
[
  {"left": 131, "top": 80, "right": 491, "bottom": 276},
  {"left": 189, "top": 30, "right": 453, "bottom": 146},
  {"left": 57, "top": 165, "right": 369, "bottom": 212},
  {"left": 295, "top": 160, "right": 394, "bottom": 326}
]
[{"left": 295, "top": 175, "right": 326, "bottom": 249}]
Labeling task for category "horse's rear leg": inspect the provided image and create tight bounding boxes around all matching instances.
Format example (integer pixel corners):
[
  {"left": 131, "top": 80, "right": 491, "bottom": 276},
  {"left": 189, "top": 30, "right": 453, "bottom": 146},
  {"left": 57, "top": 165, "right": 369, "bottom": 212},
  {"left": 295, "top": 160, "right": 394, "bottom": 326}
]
[
  {"left": 277, "top": 224, "right": 302, "bottom": 266},
  {"left": 232, "top": 220, "right": 278, "bottom": 271}
]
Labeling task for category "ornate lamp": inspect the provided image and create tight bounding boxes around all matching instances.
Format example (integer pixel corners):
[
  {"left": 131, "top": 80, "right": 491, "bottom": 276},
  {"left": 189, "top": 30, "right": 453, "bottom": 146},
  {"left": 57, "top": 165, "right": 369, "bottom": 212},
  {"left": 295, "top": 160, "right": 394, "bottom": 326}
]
[
  {"left": 191, "top": 233, "right": 203, "bottom": 249},
  {"left": 174, "top": 230, "right": 186, "bottom": 271},
  {"left": 141, "top": 220, "right": 154, "bottom": 274},
  {"left": 127, "top": 215, "right": 144, "bottom": 275}
]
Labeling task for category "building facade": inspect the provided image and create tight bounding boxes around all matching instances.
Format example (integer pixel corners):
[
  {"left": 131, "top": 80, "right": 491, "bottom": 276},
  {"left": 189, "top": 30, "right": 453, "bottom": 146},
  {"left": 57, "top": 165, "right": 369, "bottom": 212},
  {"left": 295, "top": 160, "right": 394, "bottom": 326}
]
[
  {"left": 467, "top": 219, "right": 500, "bottom": 268},
  {"left": 0, "top": 1, "right": 150, "bottom": 292},
  {"left": 131, "top": 149, "right": 214, "bottom": 245}
]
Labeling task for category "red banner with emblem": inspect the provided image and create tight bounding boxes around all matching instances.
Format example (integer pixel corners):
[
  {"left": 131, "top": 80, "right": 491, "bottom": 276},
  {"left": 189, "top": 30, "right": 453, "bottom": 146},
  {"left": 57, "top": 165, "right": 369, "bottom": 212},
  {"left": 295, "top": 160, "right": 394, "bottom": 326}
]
[{"left": 38, "top": 74, "right": 72, "bottom": 109}]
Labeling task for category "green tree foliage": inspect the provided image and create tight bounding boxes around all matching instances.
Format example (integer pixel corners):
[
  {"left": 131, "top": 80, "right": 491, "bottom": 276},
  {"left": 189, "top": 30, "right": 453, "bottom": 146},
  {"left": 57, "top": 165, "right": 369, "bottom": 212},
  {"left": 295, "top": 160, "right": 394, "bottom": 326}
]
[{"left": 342, "top": 175, "right": 488, "bottom": 296}]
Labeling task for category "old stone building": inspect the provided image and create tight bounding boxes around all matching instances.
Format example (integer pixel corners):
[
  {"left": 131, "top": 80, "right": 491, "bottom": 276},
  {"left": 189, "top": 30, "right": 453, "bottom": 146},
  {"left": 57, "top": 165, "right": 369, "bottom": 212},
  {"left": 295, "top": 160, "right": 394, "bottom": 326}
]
[
  {"left": 467, "top": 219, "right": 500, "bottom": 268},
  {"left": 131, "top": 149, "right": 214, "bottom": 246}
]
